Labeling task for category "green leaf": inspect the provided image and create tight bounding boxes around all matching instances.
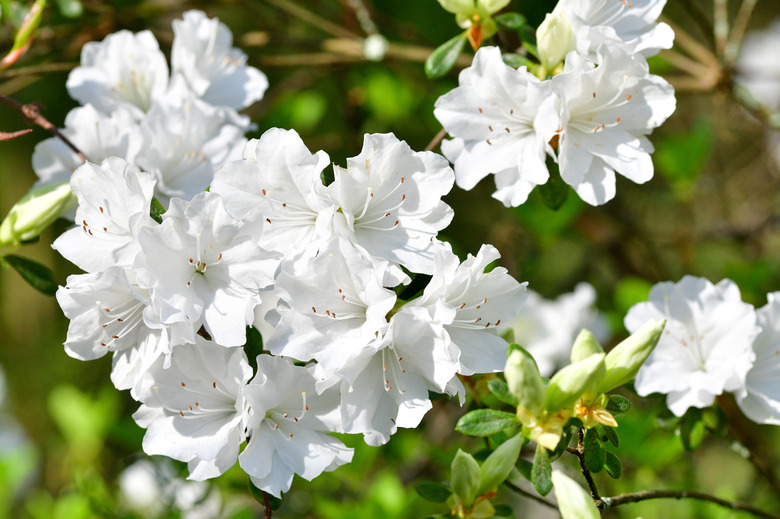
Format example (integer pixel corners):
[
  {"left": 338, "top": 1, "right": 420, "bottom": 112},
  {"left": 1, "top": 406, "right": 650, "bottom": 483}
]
[
  {"left": 11, "top": 0, "right": 45, "bottom": 52},
  {"left": 248, "top": 480, "right": 283, "bottom": 510},
  {"left": 679, "top": 407, "right": 705, "bottom": 451},
  {"left": 583, "top": 429, "right": 606, "bottom": 473},
  {"left": 455, "top": 409, "right": 520, "bottom": 437},
  {"left": 531, "top": 443, "right": 552, "bottom": 496},
  {"left": 451, "top": 449, "right": 481, "bottom": 507},
  {"left": 537, "top": 160, "right": 568, "bottom": 210},
  {"left": 487, "top": 379, "right": 519, "bottom": 407},
  {"left": 501, "top": 53, "right": 535, "bottom": 69},
  {"left": 606, "top": 394, "right": 631, "bottom": 413},
  {"left": 4, "top": 254, "right": 57, "bottom": 295},
  {"left": 150, "top": 197, "right": 166, "bottom": 223},
  {"left": 414, "top": 482, "right": 451, "bottom": 503},
  {"left": 515, "top": 458, "right": 533, "bottom": 480},
  {"left": 493, "top": 504, "right": 513, "bottom": 516},
  {"left": 604, "top": 451, "right": 622, "bottom": 479},
  {"left": 425, "top": 32, "right": 467, "bottom": 79},
  {"left": 600, "top": 424, "right": 619, "bottom": 448},
  {"left": 478, "top": 433, "right": 526, "bottom": 495},
  {"left": 494, "top": 12, "right": 526, "bottom": 30},
  {"left": 549, "top": 424, "right": 575, "bottom": 460}
]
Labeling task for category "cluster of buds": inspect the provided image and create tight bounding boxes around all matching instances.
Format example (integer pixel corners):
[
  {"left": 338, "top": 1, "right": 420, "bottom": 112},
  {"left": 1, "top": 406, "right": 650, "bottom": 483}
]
[{"left": 505, "top": 319, "right": 666, "bottom": 450}]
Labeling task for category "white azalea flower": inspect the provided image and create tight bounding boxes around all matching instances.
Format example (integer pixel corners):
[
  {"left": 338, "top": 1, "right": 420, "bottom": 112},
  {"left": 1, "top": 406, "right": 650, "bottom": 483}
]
[
  {"left": 329, "top": 133, "right": 455, "bottom": 275},
  {"left": 210, "top": 128, "right": 335, "bottom": 259},
  {"left": 52, "top": 157, "right": 156, "bottom": 273},
  {"left": 413, "top": 243, "right": 528, "bottom": 376},
  {"left": 737, "top": 292, "right": 780, "bottom": 425},
  {"left": 501, "top": 283, "right": 611, "bottom": 377},
  {"left": 337, "top": 306, "right": 458, "bottom": 446},
  {"left": 434, "top": 46, "right": 559, "bottom": 207},
  {"left": 172, "top": 10, "right": 268, "bottom": 111},
  {"left": 136, "top": 93, "right": 248, "bottom": 206},
  {"left": 133, "top": 338, "right": 252, "bottom": 481},
  {"left": 266, "top": 238, "right": 396, "bottom": 374},
  {"left": 736, "top": 19, "right": 780, "bottom": 112},
  {"left": 626, "top": 276, "right": 759, "bottom": 416},
  {"left": 554, "top": 0, "right": 674, "bottom": 60},
  {"left": 32, "top": 104, "right": 143, "bottom": 190},
  {"left": 552, "top": 45, "right": 675, "bottom": 205},
  {"left": 66, "top": 30, "right": 169, "bottom": 119},
  {"left": 239, "top": 355, "right": 353, "bottom": 498},
  {"left": 136, "top": 191, "right": 279, "bottom": 347}
]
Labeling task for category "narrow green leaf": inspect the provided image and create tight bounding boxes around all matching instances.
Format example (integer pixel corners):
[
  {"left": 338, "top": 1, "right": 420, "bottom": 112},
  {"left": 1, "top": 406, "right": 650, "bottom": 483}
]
[
  {"left": 679, "top": 408, "right": 705, "bottom": 451},
  {"left": 493, "top": 504, "right": 513, "bottom": 516},
  {"left": 537, "top": 158, "right": 568, "bottom": 210},
  {"left": 488, "top": 379, "right": 519, "bottom": 407},
  {"left": 12, "top": 0, "right": 45, "bottom": 52},
  {"left": 451, "top": 449, "right": 481, "bottom": 507},
  {"left": 425, "top": 32, "right": 467, "bottom": 79},
  {"left": 583, "top": 429, "right": 606, "bottom": 473},
  {"left": 606, "top": 394, "right": 631, "bottom": 413},
  {"left": 478, "top": 433, "right": 525, "bottom": 495},
  {"left": 494, "top": 12, "right": 526, "bottom": 30},
  {"left": 150, "top": 197, "right": 165, "bottom": 223},
  {"left": 600, "top": 424, "right": 619, "bottom": 448},
  {"left": 531, "top": 443, "right": 552, "bottom": 496},
  {"left": 456, "top": 409, "right": 520, "bottom": 437},
  {"left": 604, "top": 451, "right": 622, "bottom": 479},
  {"left": 515, "top": 458, "right": 533, "bottom": 480},
  {"left": 415, "top": 482, "right": 451, "bottom": 503},
  {"left": 501, "top": 53, "right": 535, "bottom": 69},
  {"left": 4, "top": 254, "right": 57, "bottom": 295}
]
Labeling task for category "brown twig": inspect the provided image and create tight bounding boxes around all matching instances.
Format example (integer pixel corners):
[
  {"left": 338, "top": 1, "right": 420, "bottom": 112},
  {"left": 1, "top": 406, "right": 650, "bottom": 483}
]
[
  {"left": 0, "top": 94, "right": 88, "bottom": 162},
  {"left": 0, "top": 128, "right": 32, "bottom": 140},
  {"left": 425, "top": 128, "right": 447, "bottom": 152},
  {"left": 726, "top": 0, "right": 759, "bottom": 63},
  {"left": 0, "top": 61, "right": 77, "bottom": 78},
  {"left": 572, "top": 429, "right": 601, "bottom": 502},
  {"left": 596, "top": 489, "right": 780, "bottom": 519},
  {"left": 264, "top": 0, "right": 362, "bottom": 40},
  {"left": 262, "top": 490, "right": 273, "bottom": 518},
  {"left": 503, "top": 480, "right": 559, "bottom": 511}
]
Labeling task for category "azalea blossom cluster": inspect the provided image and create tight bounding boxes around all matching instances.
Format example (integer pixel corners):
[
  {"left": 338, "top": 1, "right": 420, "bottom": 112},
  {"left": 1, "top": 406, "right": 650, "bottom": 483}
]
[
  {"left": 626, "top": 275, "right": 780, "bottom": 424},
  {"left": 31, "top": 9, "right": 267, "bottom": 209},
  {"left": 48, "top": 12, "right": 529, "bottom": 497},
  {"left": 433, "top": 0, "right": 676, "bottom": 206}
]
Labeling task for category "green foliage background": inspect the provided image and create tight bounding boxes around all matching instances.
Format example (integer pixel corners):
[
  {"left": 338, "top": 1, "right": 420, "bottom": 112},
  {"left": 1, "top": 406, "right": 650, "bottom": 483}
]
[{"left": 1, "top": 0, "right": 780, "bottom": 517}]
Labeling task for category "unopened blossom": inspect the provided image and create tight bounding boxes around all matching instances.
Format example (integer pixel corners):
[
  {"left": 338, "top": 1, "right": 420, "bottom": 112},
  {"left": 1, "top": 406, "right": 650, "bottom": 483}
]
[
  {"left": 552, "top": 45, "right": 675, "bottom": 205},
  {"left": 67, "top": 30, "right": 169, "bottom": 119},
  {"left": 172, "top": 10, "right": 268, "bottom": 111},
  {"left": 626, "top": 276, "right": 758, "bottom": 416},
  {"left": 266, "top": 238, "right": 396, "bottom": 374},
  {"left": 413, "top": 244, "right": 528, "bottom": 376},
  {"left": 52, "top": 157, "right": 156, "bottom": 273},
  {"left": 240, "top": 355, "right": 353, "bottom": 497},
  {"left": 549, "top": 0, "right": 674, "bottom": 61},
  {"left": 210, "top": 128, "right": 335, "bottom": 259},
  {"left": 501, "top": 283, "right": 611, "bottom": 377},
  {"left": 737, "top": 292, "right": 780, "bottom": 425},
  {"left": 329, "top": 133, "right": 455, "bottom": 275},
  {"left": 32, "top": 104, "right": 143, "bottom": 191},
  {"left": 434, "top": 46, "right": 559, "bottom": 207},
  {"left": 136, "top": 92, "right": 248, "bottom": 205},
  {"left": 135, "top": 191, "right": 279, "bottom": 347},
  {"left": 133, "top": 338, "right": 252, "bottom": 481}
]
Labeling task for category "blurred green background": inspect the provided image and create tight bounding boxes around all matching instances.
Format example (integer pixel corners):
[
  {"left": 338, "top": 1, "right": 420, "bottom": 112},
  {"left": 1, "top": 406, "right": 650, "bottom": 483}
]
[{"left": 2, "top": 0, "right": 780, "bottom": 517}]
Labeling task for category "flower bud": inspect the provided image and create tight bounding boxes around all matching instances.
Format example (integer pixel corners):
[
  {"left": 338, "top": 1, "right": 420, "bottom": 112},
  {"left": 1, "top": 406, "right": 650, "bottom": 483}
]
[
  {"left": 0, "top": 182, "right": 75, "bottom": 247},
  {"left": 598, "top": 319, "right": 666, "bottom": 394},
  {"left": 570, "top": 329, "right": 604, "bottom": 364},
  {"left": 544, "top": 353, "right": 606, "bottom": 413},
  {"left": 505, "top": 349, "right": 545, "bottom": 415},
  {"left": 437, "top": 0, "right": 475, "bottom": 16},
  {"left": 552, "top": 470, "right": 601, "bottom": 519},
  {"left": 536, "top": 3, "right": 574, "bottom": 71},
  {"left": 477, "top": 0, "right": 510, "bottom": 17}
]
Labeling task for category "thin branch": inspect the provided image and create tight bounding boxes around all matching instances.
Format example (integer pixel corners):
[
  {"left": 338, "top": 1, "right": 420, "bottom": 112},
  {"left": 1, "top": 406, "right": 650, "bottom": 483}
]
[
  {"left": 726, "top": 0, "right": 759, "bottom": 63},
  {"left": 264, "top": 0, "right": 362, "bottom": 40},
  {"left": 596, "top": 489, "right": 780, "bottom": 519},
  {"left": 662, "top": 16, "right": 719, "bottom": 68},
  {"left": 0, "top": 94, "right": 88, "bottom": 162},
  {"left": 425, "top": 128, "right": 447, "bottom": 151},
  {"left": 262, "top": 490, "right": 273, "bottom": 519},
  {"left": 0, "top": 128, "right": 32, "bottom": 140},
  {"left": 679, "top": 0, "right": 717, "bottom": 50},
  {"left": 713, "top": 0, "right": 729, "bottom": 58},
  {"left": 503, "top": 480, "right": 559, "bottom": 511},
  {"left": 0, "top": 61, "right": 76, "bottom": 78},
  {"left": 573, "top": 429, "right": 600, "bottom": 502}
]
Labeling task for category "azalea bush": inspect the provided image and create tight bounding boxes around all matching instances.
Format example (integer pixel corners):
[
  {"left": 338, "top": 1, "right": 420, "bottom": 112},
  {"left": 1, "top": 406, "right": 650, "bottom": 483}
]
[{"left": 1, "top": 0, "right": 780, "bottom": 518}]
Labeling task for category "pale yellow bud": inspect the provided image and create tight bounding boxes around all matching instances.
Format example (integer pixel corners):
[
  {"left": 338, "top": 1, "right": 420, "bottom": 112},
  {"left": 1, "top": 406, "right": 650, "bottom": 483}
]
[
  {"left": 0, "top": 182, "right": 75, "bottom": 247},
  {"left": 536, "top": 3, "right": 574, "bottom": 71},
  {"left": 598, "top": 319, "right": 666, "bottom": 394}
]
